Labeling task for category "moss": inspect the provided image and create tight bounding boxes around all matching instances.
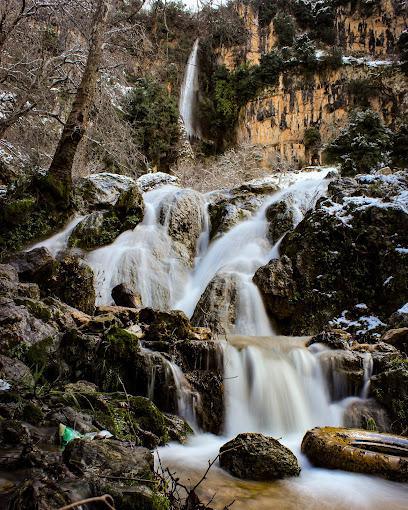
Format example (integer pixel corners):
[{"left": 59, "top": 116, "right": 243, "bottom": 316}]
[
  {"left": 22, "top": 402, "right": 44, "bottom": 425},
  {"left": 25, "top": 336, "right": 55, "bottom": 367},
  {"left": 14, "top": 298, "right": 52, "bottom": 322},
  {"left": 151, "top": 492, "right": 170, "bottom": 510},
  {"left": 130, "top": 396, "right": 169, "bottom": 443},
  {"left": 2, "top": 197, "right": 36, "bottom": 225}
]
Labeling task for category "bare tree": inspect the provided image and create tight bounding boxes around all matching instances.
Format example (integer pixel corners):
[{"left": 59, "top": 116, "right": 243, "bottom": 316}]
[{"left": 46, "top": 0, "right": 111, "bottom": 203}]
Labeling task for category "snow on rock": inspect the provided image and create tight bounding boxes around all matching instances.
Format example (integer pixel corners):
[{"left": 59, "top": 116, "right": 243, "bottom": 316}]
[
  {"left": 77, "top": 172, "right": 137, "bottom": 208},
  {"left": 137, "top": 172, "right": 179, "bottom": 192}
]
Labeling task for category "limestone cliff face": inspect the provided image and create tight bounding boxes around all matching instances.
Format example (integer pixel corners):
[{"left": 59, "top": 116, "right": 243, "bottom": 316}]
[
  {"left": 336, "top": 0, "right": 407, "bottom": 56},
  {"left": 237, "top": 66, "right": 406, "bottom": 166},
  {"left": 220, "top": 1, "right": 407, "bottom": 68},
  {"left": 218, "top": 1, "right": 408, "bottom": 167}
]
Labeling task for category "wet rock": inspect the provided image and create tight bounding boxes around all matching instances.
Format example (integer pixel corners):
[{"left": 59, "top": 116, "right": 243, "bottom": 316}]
[
  {"left": 265, "top": 200, "right": 295, "bottom": 243},
  {"left": 95, "top": 305, "right": 140, "bottom": 327},
  {"left": 139, "top": 308, "right": 192, "bottom": 342},
  {"left": 307, "top": 329, "right": 352, "bottom": 350},
  {"left": 191, "top": 273, "right": 238, "bottom": 334},
  {"left": 301, "top": 427, "right": 408, "bottom": 482},
  {"left": 0, "top": 355, "right": 34, "bottom": 391},
  {"left": 9, "top": 247, "right": 55, "bottom": 284},
  {"left": 158, "top": 188, "right": 206, "bottom": 264},
  {"left": 0, "top": 298, "right": 58, "bottom": 357},
  {"left": 317, "top": 349, "right": 366, "bottom": 400},
  {"left": 49, "top": 255, "right": 95, "bottom": 315},
  {"left": 164, "top": 413, "right": 193, "bottom": 443},
  {"left": 112, "top": 283, "right": 142, "bottom": 308},
  {"left": 76, "top": 172, "right": 137, "bottom": 209},
  {"left": 0, "top": 264, "right": 19, "bottom": 297},
  {"left": 63, "top": 438, "right": 169, "bottom": 510},
  {"left": 69, "top": 185, "right": 144, "bottom": 250},
  {"left": 219, "top": 432, "right": 301, "bottom": 480},
  {"left": 208, "top": 199, "right": 252, "bottom": 239},
  {"left": 137, "top": 171, "right": 179, "bottom": 192},
  {"left": 253, "top": 255, "right": 296, "bottom": 324},
  {"left": 343, "top": 399, "right": 391, "bottom": 432},
  {"left": 381, "top": 328, "right": 408, "bottom": 354},
  {"left": 371, "top": 360, "right": 408, "bottom": 435}
]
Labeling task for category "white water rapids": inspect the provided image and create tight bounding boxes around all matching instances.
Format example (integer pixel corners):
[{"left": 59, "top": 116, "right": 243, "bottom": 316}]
[{"left": 35, "top": 168, "right": 408, "bottom": 508}]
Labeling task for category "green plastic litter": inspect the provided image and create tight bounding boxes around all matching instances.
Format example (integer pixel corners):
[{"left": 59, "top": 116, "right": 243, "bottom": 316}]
[{"left": 59, "top": 423, "right": 82, "bottom": 449}]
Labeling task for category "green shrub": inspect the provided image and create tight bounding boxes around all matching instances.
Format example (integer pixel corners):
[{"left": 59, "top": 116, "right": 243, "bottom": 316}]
[
  {"left": 123, "top": 78, "right": 180, "bottom": 170},
  {"left": 304, "top": 127, "right": 321, "bottom": 150},
  {"left": 325, "top": 109, "right": 393, "bottom": 176},
  {"left": 273, "top": 12, "right": 296, "bottom": 47},
  {"left": 398, "top": 30, "right": 408, "bottom": 75},
  {"left": 293, "top": 34, "right": 317, "bottom": 69},
  {"left": 347, "top": 78, "right": 381, "bottom": 107},
  {"left": 392, "top": 121, "right": 408, "bottom": 167}
]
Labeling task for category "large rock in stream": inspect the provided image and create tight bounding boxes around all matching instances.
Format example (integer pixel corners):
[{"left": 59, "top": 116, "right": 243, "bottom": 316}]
[
  {"left": 219, "top": 432, "right": 301, "bottom": 480},
  {"left": 302, "top": 427, "right": 408, "bottom": 482},
  {"left": 254, "top": 172, "right": 408, "bottom": 335}
]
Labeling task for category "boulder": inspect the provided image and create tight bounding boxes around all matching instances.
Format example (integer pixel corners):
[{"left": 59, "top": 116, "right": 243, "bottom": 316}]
[
  {"left": 302, "top": 427, "right": 408, "bottom": 482},
  {"left": 191, "top": 273, "right": 238, "bottom": 334},
  {"left": 343, "top": 399, "right": 391, "bottom": 432},
  {"left": 9, "top": 247, "right": 55, "bottom": 284},
  {"left": 137, "top": 172, "right": 178, "bottom": 192},
  {"left": 381, "top": 328, "right": 408, "bottom": 354},
  {"left": 49, "top": 255, "right": 95, "bottom": 315},
  {"left": 158, "top": 188, "right": 206, "bottom": 264},
  {"left": 0, "top": 355, "right": 34, "bottom": 391},
  {"left": 63, "top": 438, "right": 168, "bottom": 510},
  {"left": 219, "top": 432, "right": 301, "bottom": 481},
  {"left": 253, "top": 255, "right": 296, "bottom": 324},
  {"left": 371, "top": 360, "right": 408, "bottom": 435},
  {"left": 254, "top": 172, "right": 408, "bottom": 335},
  {"left": 307, "top": 329, "right": 352, "bottom": 350},
  {"left": 112, "top": 283, "right": 142, "bottom": 308},
  {"left": 265, "top": 200, "right": 295, "bottom": 243},
  {"left": 69, "top": 185, "right": 144, "bottom": 249},
  {"left": 76, "top": 172, "right": 137, "bottom": 209},
  {"left": 0, "top": 297, "right": 58, "bottom": 357}
]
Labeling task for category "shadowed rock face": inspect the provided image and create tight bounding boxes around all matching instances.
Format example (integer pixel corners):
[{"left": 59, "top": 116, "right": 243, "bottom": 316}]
[
  {"left": 302, "top": 427, "right": 408, "bottom": 482},
  {"left": 219, "top": 432, "right": 301, "bottom": 481},
  {"left": 254, "top": 172, "right": 408, "bottom": 335}
]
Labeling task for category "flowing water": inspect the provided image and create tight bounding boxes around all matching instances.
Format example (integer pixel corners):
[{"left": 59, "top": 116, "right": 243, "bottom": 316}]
[
  {"left": 179, "top": 38, "right": 201, "bottom": 139},
  {"left": 35, "top": 168, "right": 408, "bottom": 508}
]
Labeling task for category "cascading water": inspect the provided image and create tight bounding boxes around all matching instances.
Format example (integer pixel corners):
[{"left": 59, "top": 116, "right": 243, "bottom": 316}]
[
  {"left": 87, "top": 185, "right": 195, "bottom": 307},
  {"left": 34, "top": 168, "right": 408, "bottom": 508},
  {"left": 180, "top": 38, "right": 201, "bottom": 139}
]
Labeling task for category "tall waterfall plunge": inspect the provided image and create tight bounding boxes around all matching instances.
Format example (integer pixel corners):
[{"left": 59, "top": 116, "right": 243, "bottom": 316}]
[{"left": 180, "top": 38, "right": 201, "bottom": 139}]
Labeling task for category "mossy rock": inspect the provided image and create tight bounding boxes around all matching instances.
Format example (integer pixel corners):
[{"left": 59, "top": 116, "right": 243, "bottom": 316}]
[
  {"left": 302, "top": 427, "right": 408, "bottom": 482},
  {"left": 59, "top": 390, "right": 173, "bottom": 447}
]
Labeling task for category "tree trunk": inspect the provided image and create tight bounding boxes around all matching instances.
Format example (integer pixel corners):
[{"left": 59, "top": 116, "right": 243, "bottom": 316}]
[{"left": 46, "top": 0, "right": 111, "bottom": 205}]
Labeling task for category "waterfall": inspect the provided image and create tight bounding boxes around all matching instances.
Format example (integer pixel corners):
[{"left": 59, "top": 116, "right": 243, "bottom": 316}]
[
  {"left": 180, "top": 38, "right": 201, "bottom": 139},
  {"left": 223, "top": 336, "right": 339, "bottom": 437},
  {"left": 87, "top": 185, "right": 192, "bottom": 307},
  {"left": 361, "top": 352, "right": 374, "bottom": 399}
]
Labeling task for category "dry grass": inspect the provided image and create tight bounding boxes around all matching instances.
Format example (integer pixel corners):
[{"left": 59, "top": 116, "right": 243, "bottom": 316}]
[{"left": 174, "top": 143, "right": 296, "bottom": 192}]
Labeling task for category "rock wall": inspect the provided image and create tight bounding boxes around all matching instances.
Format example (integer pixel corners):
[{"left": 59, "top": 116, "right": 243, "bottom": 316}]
[
  {"left": 236, "top": 66, "right": 405, "bottom": 167},
  {"left": 336, "top": 0, "right": 407, "bottom": 56},
  {"left": 219, "top": 1, "right": 407, "bottom": 68},
  {"left": 217, "top": 1, "right": 408, "bottom": 167}
]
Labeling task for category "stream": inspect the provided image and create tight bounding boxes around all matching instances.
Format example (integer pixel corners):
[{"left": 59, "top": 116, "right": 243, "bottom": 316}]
[{"left": 35, "top": 168, "right": 408, "bottom": 509}]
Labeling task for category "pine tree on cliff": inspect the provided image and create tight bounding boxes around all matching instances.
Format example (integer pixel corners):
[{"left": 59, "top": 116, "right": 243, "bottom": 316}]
[{"left": 46, "top": 0, "right": 111, "bottom": 206}]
